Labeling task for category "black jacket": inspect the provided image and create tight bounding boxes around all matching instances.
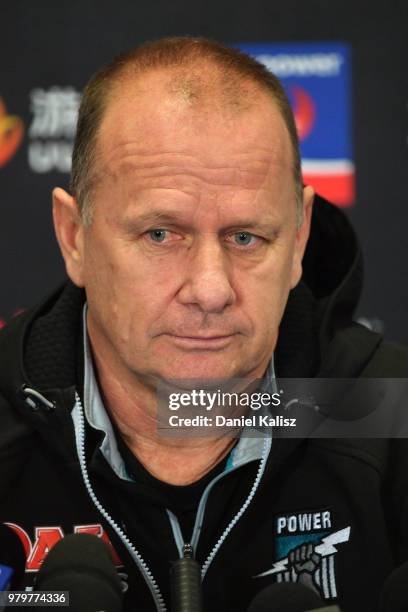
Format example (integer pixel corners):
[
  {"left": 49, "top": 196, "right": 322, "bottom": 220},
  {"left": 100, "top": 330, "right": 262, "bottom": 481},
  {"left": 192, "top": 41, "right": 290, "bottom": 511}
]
[{"left": 1, "top": 196, "right": 408, "bottom": 612}]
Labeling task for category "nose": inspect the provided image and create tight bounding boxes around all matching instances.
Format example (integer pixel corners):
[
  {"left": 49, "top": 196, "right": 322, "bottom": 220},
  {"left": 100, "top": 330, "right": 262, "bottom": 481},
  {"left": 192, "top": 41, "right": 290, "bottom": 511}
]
[{"left": 177, "top": 235, "right": 236, "bottom": 314}]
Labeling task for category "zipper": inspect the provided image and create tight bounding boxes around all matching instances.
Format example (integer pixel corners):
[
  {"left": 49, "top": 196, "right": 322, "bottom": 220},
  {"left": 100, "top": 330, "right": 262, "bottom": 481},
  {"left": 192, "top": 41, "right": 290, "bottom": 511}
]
[
  {"left": 25, "top": 384, "right": 272, "bottom": 608},
  {"left": 183, "top": 543, "right": 193, "bottom": 558},
  {"left": 200, "top": 433, "right": 270, "bottom": 579},
  {"left": 167, "top": 433, "right": 271, "bottom": 578},
  {"left": 72, "top": 393, "right": 167, "bottom": 612}
]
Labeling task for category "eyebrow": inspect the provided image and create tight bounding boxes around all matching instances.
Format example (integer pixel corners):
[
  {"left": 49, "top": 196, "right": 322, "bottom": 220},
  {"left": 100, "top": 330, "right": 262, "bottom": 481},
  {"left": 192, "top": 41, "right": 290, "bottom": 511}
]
[
  {"left": 123, "top": 211, "right": 187, "bottom": 226},
  {"left": 121, "top": 211, "right": 281, "bottom": 236}
]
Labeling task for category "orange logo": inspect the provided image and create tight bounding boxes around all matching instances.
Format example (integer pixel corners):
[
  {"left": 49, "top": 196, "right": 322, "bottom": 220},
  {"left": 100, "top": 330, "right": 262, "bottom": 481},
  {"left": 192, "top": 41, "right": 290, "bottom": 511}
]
[{"left": 0, "top": 96, "right": 24, "bottom": 167}]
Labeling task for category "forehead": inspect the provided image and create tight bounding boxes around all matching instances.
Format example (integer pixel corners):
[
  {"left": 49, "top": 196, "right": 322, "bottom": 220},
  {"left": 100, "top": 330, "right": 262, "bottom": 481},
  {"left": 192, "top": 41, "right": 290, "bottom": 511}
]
[{"left": 96, "top": 68, "right": 293, "bottom": 178}]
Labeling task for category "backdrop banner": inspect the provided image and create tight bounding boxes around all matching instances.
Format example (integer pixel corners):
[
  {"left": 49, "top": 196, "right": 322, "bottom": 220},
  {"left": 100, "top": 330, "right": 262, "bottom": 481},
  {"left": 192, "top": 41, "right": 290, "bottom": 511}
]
[{"left": 1, "top": 0, "right": 407, "bottom": 343}]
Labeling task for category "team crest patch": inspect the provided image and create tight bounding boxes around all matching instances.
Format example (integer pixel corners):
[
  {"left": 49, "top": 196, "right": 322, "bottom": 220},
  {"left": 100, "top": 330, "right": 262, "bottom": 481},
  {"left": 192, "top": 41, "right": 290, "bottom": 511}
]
[{"left": 254, "top": 509, "right": 350, "bottom": 600}]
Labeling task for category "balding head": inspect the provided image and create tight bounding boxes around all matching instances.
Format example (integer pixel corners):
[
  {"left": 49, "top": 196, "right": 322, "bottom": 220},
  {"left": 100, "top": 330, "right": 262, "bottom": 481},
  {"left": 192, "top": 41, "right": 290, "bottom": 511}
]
[{"left": 70, "top": 37, "right": 303, "bottom": 226}]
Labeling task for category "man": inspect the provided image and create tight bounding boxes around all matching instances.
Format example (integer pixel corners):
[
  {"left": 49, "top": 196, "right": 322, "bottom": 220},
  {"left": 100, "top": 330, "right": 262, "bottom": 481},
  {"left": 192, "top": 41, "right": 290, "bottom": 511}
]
[{"left": 1, "top": 37, "right": 408, "bottom": 612}]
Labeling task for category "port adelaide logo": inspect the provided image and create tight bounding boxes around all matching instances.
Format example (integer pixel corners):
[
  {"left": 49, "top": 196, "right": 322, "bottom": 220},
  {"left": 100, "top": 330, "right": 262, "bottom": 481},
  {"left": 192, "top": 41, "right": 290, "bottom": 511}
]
[{"left": 255, "top": 509, "right": 351, "bottom": 600}]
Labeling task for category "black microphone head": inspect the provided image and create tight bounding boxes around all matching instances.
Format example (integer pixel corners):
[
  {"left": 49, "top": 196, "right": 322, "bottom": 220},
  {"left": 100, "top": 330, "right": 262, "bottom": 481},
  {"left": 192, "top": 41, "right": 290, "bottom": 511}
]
[
  {"left": 36, "top": 533, "right": 123, "bottom": 612},
  {"left": 380, "top": 561, "right": 408, "bottom": 611},
  {"left": 248, "top": 582, "right": 326, "bottom": 612},
  {"left": 0, "top": 523, "right": 27, "bottom": 589}
]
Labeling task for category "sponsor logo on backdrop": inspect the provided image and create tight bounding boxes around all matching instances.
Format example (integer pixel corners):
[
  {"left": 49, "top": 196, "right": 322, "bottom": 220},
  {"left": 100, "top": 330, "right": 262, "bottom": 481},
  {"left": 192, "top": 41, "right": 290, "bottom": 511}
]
[
  {"left": 0, "top": 96, "right": 24, "bottom": 167},
  {"left": 28, "top": 86, "right": 80, "bottom": 173},
  {"left": 238, "top": 43, "right": 354, "bottom": 207},
  {"left": 290, "top": 85, "right": 316, "bottom": 141}
]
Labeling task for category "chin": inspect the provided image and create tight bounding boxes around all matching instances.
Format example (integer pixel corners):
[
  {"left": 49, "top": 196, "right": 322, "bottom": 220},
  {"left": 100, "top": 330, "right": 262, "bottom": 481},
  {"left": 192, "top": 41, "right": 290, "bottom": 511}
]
[{"left": 155, "top": 353, "right": 244, "bottom": 383}]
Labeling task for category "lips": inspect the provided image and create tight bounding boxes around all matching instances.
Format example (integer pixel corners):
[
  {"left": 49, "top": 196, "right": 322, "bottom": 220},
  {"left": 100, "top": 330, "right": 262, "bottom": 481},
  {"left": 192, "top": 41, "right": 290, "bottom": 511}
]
[
  {"left": 166, "top": 334, "right": 236, "bottom": 349},
  {"left": 174, "top": 335, "right": 232, "bottom": 339}
]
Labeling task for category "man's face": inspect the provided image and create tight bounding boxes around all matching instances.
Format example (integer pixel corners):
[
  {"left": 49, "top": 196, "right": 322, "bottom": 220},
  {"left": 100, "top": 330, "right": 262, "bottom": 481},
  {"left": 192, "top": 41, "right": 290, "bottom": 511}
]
[{"left": 56, "top": 71, "right": 312, "bottom": 386}]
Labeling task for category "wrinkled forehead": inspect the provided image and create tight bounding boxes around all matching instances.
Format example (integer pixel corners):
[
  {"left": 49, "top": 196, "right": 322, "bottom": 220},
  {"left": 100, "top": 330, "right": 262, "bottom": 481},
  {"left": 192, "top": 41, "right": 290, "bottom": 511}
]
[{"left": 95, "top": 66, "right": 293, "bottom": 172}]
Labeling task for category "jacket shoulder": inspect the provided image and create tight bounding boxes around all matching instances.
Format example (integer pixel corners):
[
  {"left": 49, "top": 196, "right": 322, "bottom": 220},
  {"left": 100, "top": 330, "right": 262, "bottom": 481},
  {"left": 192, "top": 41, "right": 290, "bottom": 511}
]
[
  {"left": 0, "top": 390, "right": 34, "bottom": 492},
  {"left": 321, "top": 322, "right": 408, "bottom": 377},
  {"left": 365, "top": 339, "right": 408, "bottom": 377}
]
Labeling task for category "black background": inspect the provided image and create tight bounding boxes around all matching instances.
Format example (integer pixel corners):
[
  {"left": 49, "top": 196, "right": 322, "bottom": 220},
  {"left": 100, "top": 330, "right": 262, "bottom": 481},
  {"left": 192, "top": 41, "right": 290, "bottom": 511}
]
[{"left": 1, "top": 0, "right": 407, "bottom": 342}]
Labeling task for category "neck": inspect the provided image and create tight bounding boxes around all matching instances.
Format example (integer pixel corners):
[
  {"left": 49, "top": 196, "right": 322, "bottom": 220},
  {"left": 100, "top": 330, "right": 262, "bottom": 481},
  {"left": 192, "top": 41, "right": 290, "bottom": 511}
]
[
  {"left": 86, "top": 318, "right": 268, "bottom": 485},
  {"left": 87, "top": 341, "right": 238, "bottom": 486}
]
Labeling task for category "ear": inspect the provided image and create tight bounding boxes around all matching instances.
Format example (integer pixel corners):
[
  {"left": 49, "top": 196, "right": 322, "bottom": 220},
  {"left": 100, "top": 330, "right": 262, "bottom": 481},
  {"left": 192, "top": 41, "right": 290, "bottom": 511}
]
[
  {"left": 52, "top": 187, "right": 85, "bottom": 287},
  {"left": 290, "top": 185, "right": 314, "bottom": 289}
]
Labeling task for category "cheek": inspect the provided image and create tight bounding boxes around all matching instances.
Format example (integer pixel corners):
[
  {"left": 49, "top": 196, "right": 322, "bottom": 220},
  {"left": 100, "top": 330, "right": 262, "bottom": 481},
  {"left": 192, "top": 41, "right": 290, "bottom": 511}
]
[
  {"left": 83, "top": 237, "right": 178, "bottom": 332},
  {"left": 246, "top": 285, "right": 287, "bottom": 335},
  {"left": 240, "top": 247, "right": 294, "bottom": 330}
]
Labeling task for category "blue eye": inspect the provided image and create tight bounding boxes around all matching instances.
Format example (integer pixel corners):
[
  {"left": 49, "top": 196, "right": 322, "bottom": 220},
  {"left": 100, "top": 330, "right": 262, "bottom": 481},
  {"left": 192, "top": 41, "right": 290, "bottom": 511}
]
[
  {"left": 234, "top": 232, "right": 253, "bottom": 246},
  {"left": 149, "top": 229, "right": 167, "bottom": 242}
]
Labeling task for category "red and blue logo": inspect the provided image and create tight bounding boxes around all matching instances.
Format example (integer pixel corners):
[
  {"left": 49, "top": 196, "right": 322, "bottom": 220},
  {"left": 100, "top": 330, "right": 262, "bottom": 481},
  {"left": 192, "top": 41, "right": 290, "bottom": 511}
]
[{"left": 238, "top": 43, "right": 354, "bottom": 207}]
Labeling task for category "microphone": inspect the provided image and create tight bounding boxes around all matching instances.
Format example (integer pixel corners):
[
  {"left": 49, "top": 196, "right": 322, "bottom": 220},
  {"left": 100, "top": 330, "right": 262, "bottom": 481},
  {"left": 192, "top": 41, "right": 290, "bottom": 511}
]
[
  {"left": 34, "top": 533, "right": 123, "bottom": 611},
  {"left": 247, "top": 582, "right": 341, "bottom": 611},
  {"left": 0, "top": 523, "right": 26, "bottom": 590},
  {"left": 379, "top": 561, "right": 408, "bottom": 611},
  {"left": 170, "top": 544, "right": 203, "bottom": 612}
]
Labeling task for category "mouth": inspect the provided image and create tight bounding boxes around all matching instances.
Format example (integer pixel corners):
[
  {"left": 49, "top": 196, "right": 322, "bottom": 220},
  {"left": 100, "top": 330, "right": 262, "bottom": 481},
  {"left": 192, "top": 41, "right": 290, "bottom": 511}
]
[{"left": 166, "top": 334, "right": 236, "bottom": 350}]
